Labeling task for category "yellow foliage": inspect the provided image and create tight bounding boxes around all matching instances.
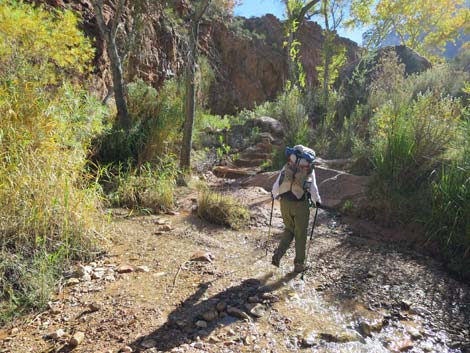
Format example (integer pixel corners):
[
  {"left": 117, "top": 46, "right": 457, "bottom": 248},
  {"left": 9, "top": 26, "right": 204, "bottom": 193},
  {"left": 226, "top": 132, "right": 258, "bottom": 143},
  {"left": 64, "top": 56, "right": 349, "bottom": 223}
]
[{"left": 0, "top": 2, "right": 104, "bottom": 256}]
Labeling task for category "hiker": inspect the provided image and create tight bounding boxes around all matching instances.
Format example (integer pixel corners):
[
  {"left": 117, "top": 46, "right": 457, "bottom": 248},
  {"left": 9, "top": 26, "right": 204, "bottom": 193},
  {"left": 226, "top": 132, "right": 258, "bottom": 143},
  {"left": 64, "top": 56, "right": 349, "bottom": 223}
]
[{"left": 271, "top": 145, "right": 322, "bottom": 273}]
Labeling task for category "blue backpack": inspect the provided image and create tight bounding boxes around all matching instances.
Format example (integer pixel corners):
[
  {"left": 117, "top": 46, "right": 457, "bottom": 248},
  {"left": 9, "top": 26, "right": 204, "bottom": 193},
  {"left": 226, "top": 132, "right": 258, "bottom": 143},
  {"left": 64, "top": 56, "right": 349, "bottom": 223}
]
[{"left": 285, "top": 145, "right": 316, "bottom": 166}]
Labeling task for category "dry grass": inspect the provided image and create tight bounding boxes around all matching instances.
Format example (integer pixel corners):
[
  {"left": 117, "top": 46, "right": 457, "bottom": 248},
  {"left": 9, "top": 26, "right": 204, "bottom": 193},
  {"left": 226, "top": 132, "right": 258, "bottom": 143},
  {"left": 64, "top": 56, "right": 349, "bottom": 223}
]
[{"left": 197, "top": 190, "right": 250, "bottom": 230}]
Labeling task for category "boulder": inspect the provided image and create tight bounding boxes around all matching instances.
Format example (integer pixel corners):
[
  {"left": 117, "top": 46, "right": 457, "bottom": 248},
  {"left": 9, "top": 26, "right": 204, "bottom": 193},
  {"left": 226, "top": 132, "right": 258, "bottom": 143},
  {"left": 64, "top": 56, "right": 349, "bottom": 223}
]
[{"left": 240, "top": 166, "right": 370, "bottom": 209}]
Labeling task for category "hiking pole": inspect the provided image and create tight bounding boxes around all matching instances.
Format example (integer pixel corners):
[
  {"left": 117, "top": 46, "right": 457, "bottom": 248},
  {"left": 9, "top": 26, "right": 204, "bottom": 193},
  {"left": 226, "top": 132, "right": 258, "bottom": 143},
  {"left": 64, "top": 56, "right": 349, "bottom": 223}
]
[
  {"left": 301, "top": 206, "right": 319, "bottom": 280},
  {"left": 266, "top": 195, "right": 275, "bottom": 256}
]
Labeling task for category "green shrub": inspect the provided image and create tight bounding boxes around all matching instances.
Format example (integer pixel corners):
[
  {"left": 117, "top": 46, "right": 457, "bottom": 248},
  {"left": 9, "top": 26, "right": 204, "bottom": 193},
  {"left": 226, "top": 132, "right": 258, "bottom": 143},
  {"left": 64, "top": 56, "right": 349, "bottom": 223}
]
[
  {"left": 424, "top": 115, "right": 470, "bottom": 277},
  {"left": 197, "top": 190, "right": 250, "bottom": 230},
  {"left": 406, "top": 63, "right": 470, "bottom": 101},
  {"left": 97, "top": 78, "right": 184, "bottom": 165},
  {"left": 370, "top": 93, "right": 461, "bottom": 195},
  {"left": 107, "top": 158, "right": 179, "bottom": 213},
  {"left": 0, "top": 2, "right": 105, "bottom": 319}
]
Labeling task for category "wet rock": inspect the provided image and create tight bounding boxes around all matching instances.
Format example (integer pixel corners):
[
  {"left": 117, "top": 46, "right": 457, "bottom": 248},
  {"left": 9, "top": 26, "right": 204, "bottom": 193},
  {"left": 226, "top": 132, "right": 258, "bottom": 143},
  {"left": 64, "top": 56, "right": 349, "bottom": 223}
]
[
  {"left": 117, "top": 265, "right": 135, "bottom": 273},
  {"left": 358, "top": 318, "right": 384, "bottom": 336},
  {"left": 248, "top": 296, "right": 259, "bottom": 303},
  {"left": 400, "top": 300, "right": 413, "bottom": 310},
  {"left": 302, "top": 332, "right": 317, "bottom": 347},
  {"left": 195, "top": 320, "right": 208, "bottom": 328},
  {"left": 190, "top": 251, "right": 214, "bottom": 263},
  {"left": 69, "top": 331, "right": 85, "bottom": 347},
  {"left": 319, "top": 330, "right": 362, "bottom": 343},
  {"left": 409, "top": 305, "right": 432, "bottom": 317},
  {"left": 202, "top": 310, "right": 218, "bottom": 322},
  {"left": 141, "top": 338, "right": 157, "bottom": 348},
  {"left": 397, "top": 339, "right": 414, "bottom": 352}
]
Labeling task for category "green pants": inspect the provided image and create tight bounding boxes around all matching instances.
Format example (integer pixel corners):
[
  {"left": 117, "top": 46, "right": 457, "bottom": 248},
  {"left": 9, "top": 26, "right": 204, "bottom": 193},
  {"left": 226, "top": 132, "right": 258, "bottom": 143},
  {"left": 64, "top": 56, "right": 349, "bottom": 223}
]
[{"left": 273, "top": 198, "right": 310, "bottom": 266}]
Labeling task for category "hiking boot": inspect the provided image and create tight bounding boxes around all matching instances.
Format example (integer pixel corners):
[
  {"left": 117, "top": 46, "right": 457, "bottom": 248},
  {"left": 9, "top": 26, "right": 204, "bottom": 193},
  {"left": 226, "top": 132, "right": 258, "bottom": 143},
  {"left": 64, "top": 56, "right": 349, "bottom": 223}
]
[
  {"left": 294, "top": 263, "right": 305, "bottom": 273},
  {"left": 271, "top": 256, "right": 280, "bottom": 268}
]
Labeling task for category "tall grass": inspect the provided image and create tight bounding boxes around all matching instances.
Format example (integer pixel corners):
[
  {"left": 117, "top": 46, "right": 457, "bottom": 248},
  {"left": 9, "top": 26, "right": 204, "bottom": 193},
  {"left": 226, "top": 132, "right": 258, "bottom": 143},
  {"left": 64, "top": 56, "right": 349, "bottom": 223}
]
[
  {"left": 106, "top": 157, "right": 179, "bottom": 213},
  {"left": 425, "top": 116, "right": 470, "bottom": 277},
  {"left": 96, "top": 78, "right": 184, "bottom": 165},
  {"left": 0, "top": 2, "right": 105, "bottom": 320}
]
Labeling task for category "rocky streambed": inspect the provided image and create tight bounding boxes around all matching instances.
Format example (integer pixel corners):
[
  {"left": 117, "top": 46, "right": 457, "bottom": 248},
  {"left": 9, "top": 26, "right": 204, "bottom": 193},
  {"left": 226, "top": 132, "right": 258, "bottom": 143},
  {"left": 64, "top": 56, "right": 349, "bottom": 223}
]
[{"left": 0, "top": 184, "right": 468, "bottom": 353}]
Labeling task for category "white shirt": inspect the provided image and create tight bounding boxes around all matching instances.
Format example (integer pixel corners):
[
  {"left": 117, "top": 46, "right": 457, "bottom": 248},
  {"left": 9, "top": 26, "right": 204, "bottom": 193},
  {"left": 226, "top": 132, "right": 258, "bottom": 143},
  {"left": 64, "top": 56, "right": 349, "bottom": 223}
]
[{"left": 271, "top": 166, "right": 322, "bottom": 203}]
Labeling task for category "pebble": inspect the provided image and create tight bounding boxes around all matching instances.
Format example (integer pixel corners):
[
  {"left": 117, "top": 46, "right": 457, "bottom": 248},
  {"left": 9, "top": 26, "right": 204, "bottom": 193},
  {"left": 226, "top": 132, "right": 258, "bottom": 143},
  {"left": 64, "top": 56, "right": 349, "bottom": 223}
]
[
  {"left": 120, "top": 346, "right": 133, "bottom": 353},
  {"left": 88, "top": 302, "right": 101, "bottom": 312},
  {"left": 216, "top": 300, "right": 227, "bottom": 312},
  {"left": 195, "top": 320, "right": 208, "bottom": 328},
  {"left": 141, "top": 338, "right": 157, "bottom": 348},
  {"left": 66, "top": 278, "right": 80, "bottom": 286},
  {"left": 249, "top": 303, "right": 266, "bottom": 318},
  {"left": 202, "top": 310, "right": 218, "bottom": 322},
  {"left": 69, "top": 331, "right": 85, "bottom": 347},
  {"left": 117, "top": 265, "right": 135, "bottom": 273},
  {"left": 227, "top": 306, "right": 251, "bottom": 321},
  {"left": 136, "top": 265, "right": 150, "bottom": 273},
  {"left": 49, "top": 328, "right": 65, "bottom": 339},
  {"left": 190, "top": 251, "right": 214, "bottom": 263}
]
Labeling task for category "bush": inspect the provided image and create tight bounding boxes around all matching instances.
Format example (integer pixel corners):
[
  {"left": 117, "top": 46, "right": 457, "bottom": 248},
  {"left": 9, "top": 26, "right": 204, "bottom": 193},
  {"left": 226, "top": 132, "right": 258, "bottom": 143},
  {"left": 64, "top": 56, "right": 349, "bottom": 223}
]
[
  {"left": 406, "top": 63, "right": 470, "bottom": 102},
  {"left": 197, "top": 190, "right": 250, "bottom": 230},
  {"left": 0, "top": 2, "right": 105, "bottom": 319},
  {"left": 107, "top": 158, "right": 179, "bottom": 213},
  {"left": 96, "top": 78, "right": 184, "bottom": 165},
  {"left": 370, "top": 93, "right": 461, "bottom": 196},
  {"left": 425, "top": 115, "right": 470, "bottom": 277}
]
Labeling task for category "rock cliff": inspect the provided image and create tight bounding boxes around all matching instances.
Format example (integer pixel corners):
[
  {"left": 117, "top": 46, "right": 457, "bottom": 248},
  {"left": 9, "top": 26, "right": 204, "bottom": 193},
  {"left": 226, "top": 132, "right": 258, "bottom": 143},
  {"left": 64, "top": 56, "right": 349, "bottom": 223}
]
[{"left": 28, "top": 1, "right": 360, "bottom": 114}]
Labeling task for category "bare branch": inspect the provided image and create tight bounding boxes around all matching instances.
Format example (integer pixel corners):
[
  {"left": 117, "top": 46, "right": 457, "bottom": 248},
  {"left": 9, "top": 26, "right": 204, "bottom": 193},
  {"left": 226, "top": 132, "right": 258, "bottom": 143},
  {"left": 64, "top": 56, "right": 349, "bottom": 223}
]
[{"left": 111, "top": 0, "right": 126, "bottom": 36}]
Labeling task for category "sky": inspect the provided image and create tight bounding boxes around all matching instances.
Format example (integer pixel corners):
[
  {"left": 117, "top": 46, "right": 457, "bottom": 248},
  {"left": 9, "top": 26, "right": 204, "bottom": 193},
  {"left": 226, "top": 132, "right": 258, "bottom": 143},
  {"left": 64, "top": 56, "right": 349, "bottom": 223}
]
[{"left": 234, "top": 0, "right": 364, "bottom": 45}]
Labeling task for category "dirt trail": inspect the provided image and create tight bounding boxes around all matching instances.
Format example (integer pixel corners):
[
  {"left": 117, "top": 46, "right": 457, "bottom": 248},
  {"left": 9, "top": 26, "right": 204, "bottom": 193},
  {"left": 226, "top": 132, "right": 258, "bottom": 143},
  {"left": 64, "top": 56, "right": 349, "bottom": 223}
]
[{"left": 1, "top": 183, "right": 469, "bottom": 353}]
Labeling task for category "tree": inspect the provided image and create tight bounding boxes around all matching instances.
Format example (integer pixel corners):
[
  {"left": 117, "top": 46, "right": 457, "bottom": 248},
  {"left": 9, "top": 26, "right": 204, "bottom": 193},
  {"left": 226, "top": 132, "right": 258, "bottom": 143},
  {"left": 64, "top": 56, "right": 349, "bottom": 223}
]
[
  {"left": 179, "top": 0, "right": 212, "bottom": 171},
  {"left": 316, "top": 0, "right": 348, "bottom": 106},
  {"left": 350, "top": 0, "right": 470, "bottom": 59},
  {"left": 282, "top": 0, "right": 321, "bottom": 88},
  {"left": 93, "top": 0, "right": 131, "bottom": 130}
]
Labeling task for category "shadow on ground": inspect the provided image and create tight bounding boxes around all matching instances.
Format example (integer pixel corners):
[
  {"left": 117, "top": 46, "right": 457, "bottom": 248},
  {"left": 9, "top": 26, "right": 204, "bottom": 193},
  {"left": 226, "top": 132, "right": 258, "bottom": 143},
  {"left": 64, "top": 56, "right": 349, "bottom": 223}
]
[{"left": 129, "top": 271, "right": 298, "bottom": 352}]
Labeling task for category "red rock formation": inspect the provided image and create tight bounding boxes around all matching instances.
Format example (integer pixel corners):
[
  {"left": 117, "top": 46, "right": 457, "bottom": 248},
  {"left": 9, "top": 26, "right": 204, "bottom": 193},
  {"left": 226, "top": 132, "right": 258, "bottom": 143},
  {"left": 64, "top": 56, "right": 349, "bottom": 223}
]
[{"left": 26, "top": 1, "right": 360, "bottom": 114}]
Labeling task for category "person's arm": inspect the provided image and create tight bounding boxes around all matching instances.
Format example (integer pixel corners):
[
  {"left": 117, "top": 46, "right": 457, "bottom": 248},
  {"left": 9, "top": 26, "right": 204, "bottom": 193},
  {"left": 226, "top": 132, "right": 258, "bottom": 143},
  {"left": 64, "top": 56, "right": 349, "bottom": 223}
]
[
  {"left": 309, "top": 168, "right": 322, "bottom": 204},
  {"left": 271, "top": 167, "right": 284, "bottom": 199}
]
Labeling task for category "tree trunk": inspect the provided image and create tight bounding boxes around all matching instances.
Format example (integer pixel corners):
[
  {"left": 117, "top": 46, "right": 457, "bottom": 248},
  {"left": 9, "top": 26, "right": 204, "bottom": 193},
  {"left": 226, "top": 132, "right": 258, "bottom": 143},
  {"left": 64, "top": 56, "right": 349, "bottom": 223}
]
[
  {"left": 179, "top": 21, "right": 199, "bottom": 171},
  {"left": 107, "top": 34, "right": 131, "bottom": 130},
  {"left": 93, "top": 0, "right": 131, "bottom": 131},
  {"left": 322, "top": 5, "right": 331, "bottom": 107}
]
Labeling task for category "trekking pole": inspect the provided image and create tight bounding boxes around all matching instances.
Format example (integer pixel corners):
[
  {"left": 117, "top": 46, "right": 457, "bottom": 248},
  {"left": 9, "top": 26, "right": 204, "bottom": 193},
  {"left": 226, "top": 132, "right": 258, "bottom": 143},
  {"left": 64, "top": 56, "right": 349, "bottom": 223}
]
[
  {"left": 301, "top": 206, "right": 319, "bottom": 280},
  {"left": 266, "top": 195, "right": 274, "bottom": 256}
]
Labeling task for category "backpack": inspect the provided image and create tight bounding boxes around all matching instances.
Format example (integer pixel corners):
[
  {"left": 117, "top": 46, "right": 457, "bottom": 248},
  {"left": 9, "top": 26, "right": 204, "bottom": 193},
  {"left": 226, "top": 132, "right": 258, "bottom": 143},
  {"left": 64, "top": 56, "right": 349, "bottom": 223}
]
[{"left": 285, "top": 145, "right": 316, "bottom": 169}]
